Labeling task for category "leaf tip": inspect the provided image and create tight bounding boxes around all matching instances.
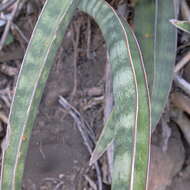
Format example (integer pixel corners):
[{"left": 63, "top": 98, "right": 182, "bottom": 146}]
[{"left": 89, "top": 151, "right": 103, "bottom": 165}]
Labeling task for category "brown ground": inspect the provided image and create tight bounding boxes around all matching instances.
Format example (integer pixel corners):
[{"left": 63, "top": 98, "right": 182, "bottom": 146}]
[{"left": 23, "top": 13, "right": 107, "bottom": 189}]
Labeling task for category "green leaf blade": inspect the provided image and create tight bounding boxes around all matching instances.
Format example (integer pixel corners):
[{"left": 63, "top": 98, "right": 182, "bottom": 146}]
[
  {"left": 151, "top": 0, "right": 177, "bottom": 130},
  {"left": 121, "top": 19, "right": 151, "bottom": 190},
  {"left": 170, "top": 19, "right": 190, "bottom": 34},
  {"left": 134, "top": 0, "right": 177, "bottom": 131},
  {"left": 1, "top": 0, "right": 79, "bottom": 189}
]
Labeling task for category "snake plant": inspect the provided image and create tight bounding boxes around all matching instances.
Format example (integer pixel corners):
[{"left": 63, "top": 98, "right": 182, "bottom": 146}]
[
  {"left": 170, "top": 19, "right": 190, "bottom": 34},
  {"left": 0, "top": 0, "right": 176, "bottom": 189},
  {"left": 134, "top": 0, "right": 177, "bottom": 132}
]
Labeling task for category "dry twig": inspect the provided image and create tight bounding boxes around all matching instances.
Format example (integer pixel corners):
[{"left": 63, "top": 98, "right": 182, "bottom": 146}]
[
  {"left": 58, "top": 96, "right": 102, "bottom": 190},
  {"left": 0, "top": 0, "right": 19, "bottom": 50},
  {"left": 87, "top": 17, "right": 91, "bottom": 59},
  {"left": 0, "top": 64, "right": 18, "bottom": 76},
  {"left": 171, "top": 110, "right": 190, "bottom": 146},
  {"left": 54, "top": 181, "right": 64, "bottom": 190},
  {"left": 104, "top": 53, "right": 114, "bottom": 182},
  {"left": 0, "top": 0, "right": 16, "bottom": 12},
  {"left": 174, "top": 75, "right": 190, "bottom": 95},
  {"left": 0, "top": 86, "right": 12, "bottom": 107},
  {"left": 70, "top": 21, "right": 81, "bottom": 101},
  {"left": 181, "top": 0, "right": 190, "bottom": 21},
  {"left": 175, "top": 51, "right": 190, "bottom": 73},
  {"left": 0, "top": 111, "right": 8, "bottom": 124},
  {"left": 171, "top": 92, "right": 190, "bottom": 115},
  {"left": 84, "top": 175, "right": 97, "bottom": 190},
  {"left": 11, "top": 23, "right": 29, "bottom": 43}
]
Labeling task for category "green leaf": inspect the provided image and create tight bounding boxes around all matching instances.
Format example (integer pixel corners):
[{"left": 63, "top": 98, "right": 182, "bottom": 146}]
[
  {"left": 79, "top": 1, "right": 151, "bottom": 188},
  {"left": 79, "top": 1, "right": 138, "bottom": 189},
  {"left": 1, "top": 0, "right": 151, "bottom": 189},
  {"left": 170, "top": 19, "right": 190, "bottom": 34},
  {"left": 121, "top": 18, "right": 151, "bottom": 190},
  {"left": 134, "top": 0, "right": 155, "bottom": 90},
  {"left": 134, "top": 0, "right": 177, "bottom": 131},
  {"left": 1, "top": 0, "right": 79, "bottom": 189}
]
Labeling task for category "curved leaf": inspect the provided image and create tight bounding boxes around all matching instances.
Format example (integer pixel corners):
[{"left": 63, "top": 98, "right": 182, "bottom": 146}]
[
  {"left": 1, "top": 0, "right": 151, "bottom": 190},
  {"left": 1, "top": 0, "right": 79, "bottom": 189}
]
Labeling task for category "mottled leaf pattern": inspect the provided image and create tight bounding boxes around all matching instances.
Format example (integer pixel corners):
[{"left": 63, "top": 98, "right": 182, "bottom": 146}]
[{"left": 1, "top": 0, "right": 80, "bottom": 189}]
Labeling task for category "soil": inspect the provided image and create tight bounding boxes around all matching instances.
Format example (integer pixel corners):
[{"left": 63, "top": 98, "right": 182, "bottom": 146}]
[{"left": 22, "top": 13, "right": 107, "bottom": 189}]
